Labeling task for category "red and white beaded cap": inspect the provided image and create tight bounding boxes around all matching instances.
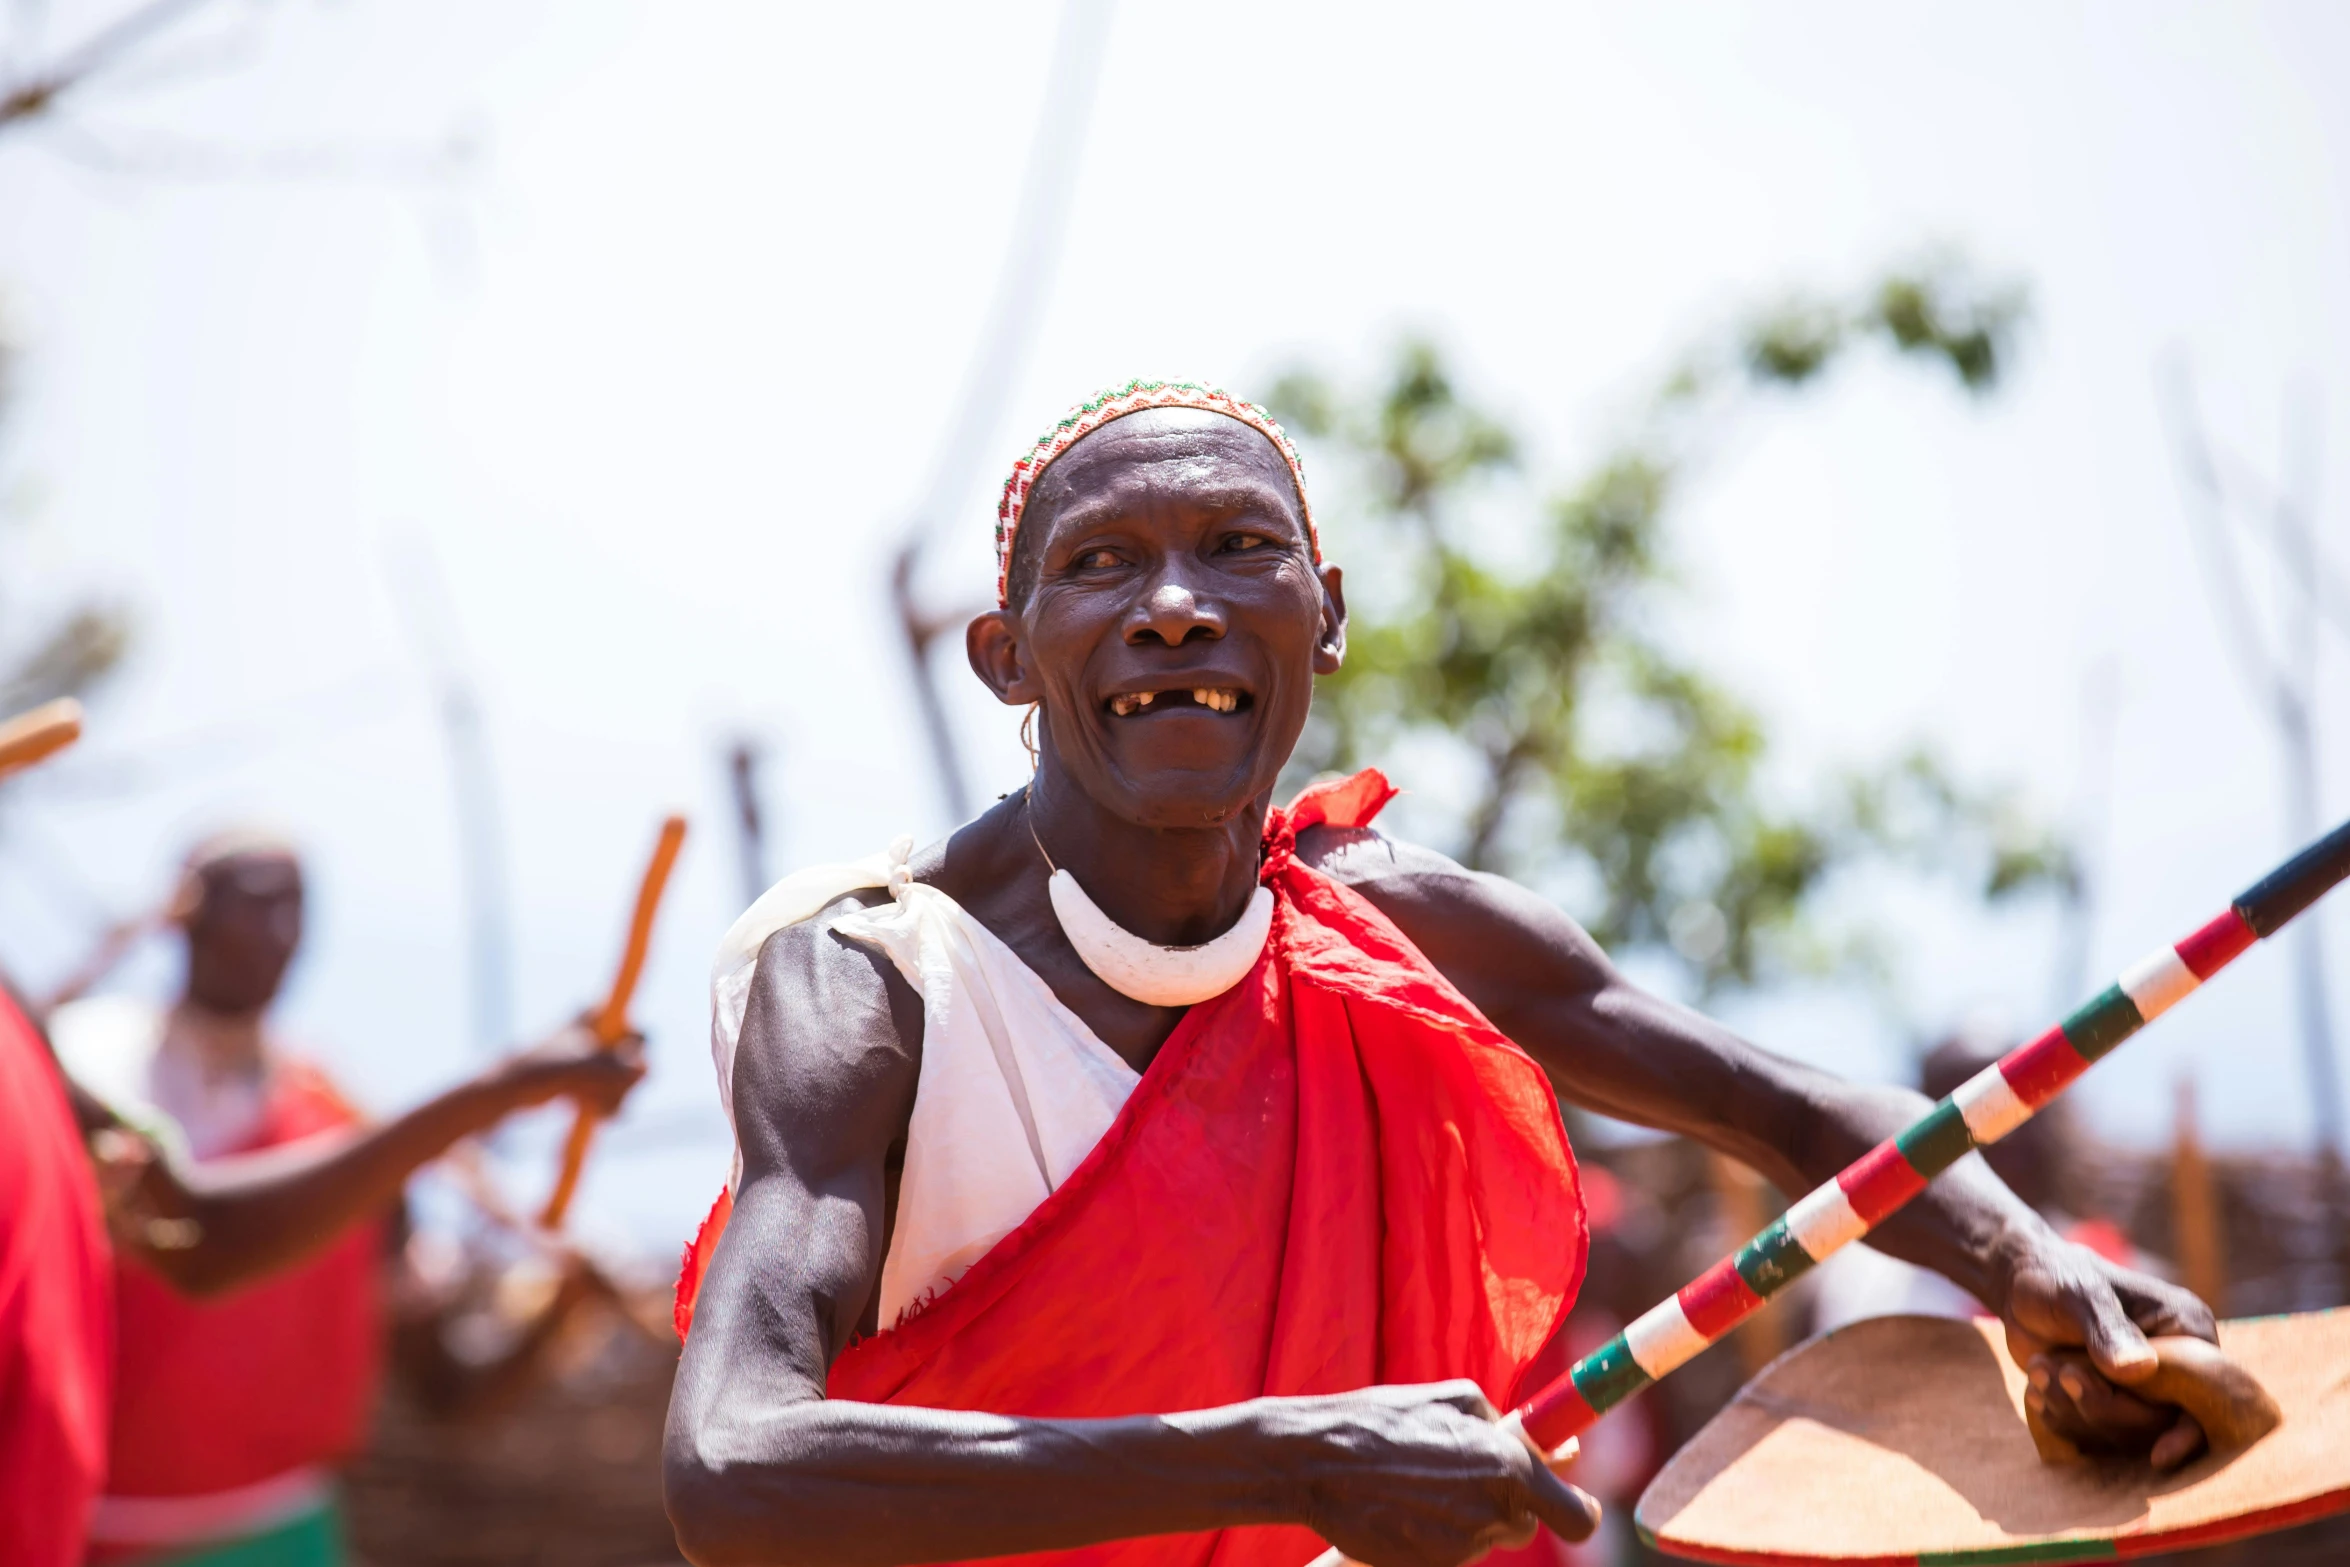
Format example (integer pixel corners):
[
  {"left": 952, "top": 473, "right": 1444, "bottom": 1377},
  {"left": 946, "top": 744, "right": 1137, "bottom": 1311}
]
[{"left": 994, "top": 378, "right": 1320, "bottom": 608}]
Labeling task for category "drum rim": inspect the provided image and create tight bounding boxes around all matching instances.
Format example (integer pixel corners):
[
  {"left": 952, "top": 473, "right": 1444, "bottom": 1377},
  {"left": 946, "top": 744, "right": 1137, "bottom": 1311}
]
[
  {"left": 1642, "top": 1478, "right": 2350, "bottom": 1565},
  {"left": 1638, "top": 1311, "right": 2350, "bottom": 1566}
]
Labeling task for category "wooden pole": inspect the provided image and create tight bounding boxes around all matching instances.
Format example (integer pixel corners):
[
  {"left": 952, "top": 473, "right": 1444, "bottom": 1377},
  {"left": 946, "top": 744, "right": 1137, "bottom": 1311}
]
[
  {"left": 2172, "top": 1076, "right": 2228, "bottom": 1317},
  {"left": 539, "top": 813, "right": 687, "bottom": 1229},
  {"left": 1706, "top": 1152, "right": 1787, "bottom": 1377}
]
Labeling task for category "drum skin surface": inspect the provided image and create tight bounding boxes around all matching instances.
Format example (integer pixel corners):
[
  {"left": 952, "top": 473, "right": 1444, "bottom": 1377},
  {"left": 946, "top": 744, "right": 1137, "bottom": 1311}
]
[{"left": 1637, "top": 1310, "right": 2350, "bottom": 1564}]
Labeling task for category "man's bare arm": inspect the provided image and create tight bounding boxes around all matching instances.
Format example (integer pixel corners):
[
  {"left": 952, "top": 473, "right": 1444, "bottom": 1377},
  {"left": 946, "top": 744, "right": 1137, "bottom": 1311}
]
[
  {"left": 662, "top": 905, "right": 1597, "bottom": 1567},
  {"left": 83, "top": 1023, "right": 644, "bottom": 1297},
  {"left": 1309, "top": 829, "right": 2219, "bottom": 1460}
]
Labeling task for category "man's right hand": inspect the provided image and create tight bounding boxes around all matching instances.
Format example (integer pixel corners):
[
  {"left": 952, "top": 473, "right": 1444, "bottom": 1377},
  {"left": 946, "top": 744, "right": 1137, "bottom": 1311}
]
[
  {"left": 1268, "top": 1381, "right": 1600, "bottom": 1567},
  {"left": 486, "top": 1019, "right": 648, "bottom": 1118}
]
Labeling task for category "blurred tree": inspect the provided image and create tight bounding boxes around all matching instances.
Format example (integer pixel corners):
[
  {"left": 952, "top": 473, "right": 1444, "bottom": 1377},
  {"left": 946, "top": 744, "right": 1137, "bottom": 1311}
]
[
  {"left": 0, "top": 0, "right": 215, "bottom": 135},
  {"left": 0, "top": 0, "right": 467, "bottom": 732},
  {"left": 0, "top": 318, "right": 131, "bottom": 718},
  {"left": 1271, "top": 258, "right": 2073, "bottom": 1001},
  {"left": 3, "top": 4, "right": 472, "bottom": 188}
]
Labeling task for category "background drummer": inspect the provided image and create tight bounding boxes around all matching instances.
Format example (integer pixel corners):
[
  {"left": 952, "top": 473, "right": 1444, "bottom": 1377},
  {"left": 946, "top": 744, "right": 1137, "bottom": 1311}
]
[{"left": 48, "top": 833, "right": 647, "bottom": 1567}]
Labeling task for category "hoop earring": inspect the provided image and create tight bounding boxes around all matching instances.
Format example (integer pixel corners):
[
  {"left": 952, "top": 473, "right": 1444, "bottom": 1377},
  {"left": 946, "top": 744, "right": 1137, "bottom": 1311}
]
[{"left": 1019, "top": 704, "right": 1041, "bottom": 772}]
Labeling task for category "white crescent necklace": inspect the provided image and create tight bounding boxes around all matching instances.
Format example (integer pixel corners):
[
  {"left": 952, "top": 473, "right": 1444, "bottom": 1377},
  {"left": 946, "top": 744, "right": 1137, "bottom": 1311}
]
[{"left": 1026, "top": 789, "right": 1273, "bottom": 1008}]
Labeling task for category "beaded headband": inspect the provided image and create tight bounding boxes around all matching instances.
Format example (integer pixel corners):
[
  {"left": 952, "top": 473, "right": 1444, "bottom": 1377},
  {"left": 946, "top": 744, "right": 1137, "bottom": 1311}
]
[{"left": 994, "top": 378, "right": 1318, "bottom": 607}]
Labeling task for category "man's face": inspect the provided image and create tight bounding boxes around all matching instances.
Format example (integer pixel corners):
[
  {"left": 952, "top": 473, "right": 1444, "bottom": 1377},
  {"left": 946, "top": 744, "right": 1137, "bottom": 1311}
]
[
  {"left": 969, "top": 408, "right": 1345, "bottom": 829},
  {"left": 183, "top": 852, "right": 304, "bottom": 1014}
]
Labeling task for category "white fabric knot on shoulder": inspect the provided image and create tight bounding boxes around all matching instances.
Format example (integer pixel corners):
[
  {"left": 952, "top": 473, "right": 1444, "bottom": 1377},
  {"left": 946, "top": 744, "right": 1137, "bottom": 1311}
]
[{"left": 709, "top": 839, "right": 913, "bottom": 1193}]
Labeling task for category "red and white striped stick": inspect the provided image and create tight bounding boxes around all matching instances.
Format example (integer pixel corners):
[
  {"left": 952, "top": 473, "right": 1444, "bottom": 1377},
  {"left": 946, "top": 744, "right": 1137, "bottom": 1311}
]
[{"left": 1307, "top": 814, "right": 2350, "bottom": 1566}]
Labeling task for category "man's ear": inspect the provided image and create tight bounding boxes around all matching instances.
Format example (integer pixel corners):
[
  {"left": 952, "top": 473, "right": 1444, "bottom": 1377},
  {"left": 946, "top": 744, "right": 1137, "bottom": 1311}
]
[
  {"left": 966, "top": 610, "right": 1042, "bottom": 706},
  {"left": 1313, "top": 563, "right": 1348, "bottom": 676}
]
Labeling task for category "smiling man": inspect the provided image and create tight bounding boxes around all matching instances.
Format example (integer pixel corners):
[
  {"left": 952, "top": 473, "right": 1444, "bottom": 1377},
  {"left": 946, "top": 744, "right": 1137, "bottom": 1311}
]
[{"left": 665, "top": 380, "right": 2220, "bottom": 1567}]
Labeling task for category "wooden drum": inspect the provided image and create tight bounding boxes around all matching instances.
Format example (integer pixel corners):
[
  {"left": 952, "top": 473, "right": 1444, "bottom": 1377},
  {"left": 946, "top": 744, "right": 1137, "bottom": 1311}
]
[{"left": 1636, "top": 1311, "right": 2350, "bottom": 1564}]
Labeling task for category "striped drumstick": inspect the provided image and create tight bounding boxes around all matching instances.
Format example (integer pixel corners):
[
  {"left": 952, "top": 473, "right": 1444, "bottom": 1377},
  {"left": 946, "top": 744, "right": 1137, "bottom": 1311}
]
[
  {"left": 1305, "top": 815, "right": 2350, "bottom": 1567},
  {"left": 1512, "top": 814, "right": 2350, "bottom": 1454},
  {"left": 539, "top": 813, "right": 688, "bottom": 1229}
]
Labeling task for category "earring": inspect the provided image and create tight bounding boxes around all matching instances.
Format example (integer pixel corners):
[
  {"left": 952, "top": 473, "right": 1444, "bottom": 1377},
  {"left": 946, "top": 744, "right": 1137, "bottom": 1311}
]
[{"left": 1019, "top": 704, "right": 1041, "bottom": 772}]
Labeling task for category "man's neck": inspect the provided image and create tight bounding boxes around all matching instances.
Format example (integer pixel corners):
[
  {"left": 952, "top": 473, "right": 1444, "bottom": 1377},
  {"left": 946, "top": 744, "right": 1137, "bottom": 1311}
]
[
  {"left": 1025, "top": 764, "right": 1266, "bottom": 948},
  {"left": 168, "top": 997, "right": 269, "bottom": 1082}
]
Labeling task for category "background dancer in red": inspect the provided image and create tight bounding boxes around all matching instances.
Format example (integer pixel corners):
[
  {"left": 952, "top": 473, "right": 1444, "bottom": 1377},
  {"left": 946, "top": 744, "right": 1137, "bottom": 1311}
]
[
  {"left": 51, "top": 835, "right": 648, "bottom": 1567},
  {"left": 666, "top": 382, "right": 2230, "bottom": 1567}
]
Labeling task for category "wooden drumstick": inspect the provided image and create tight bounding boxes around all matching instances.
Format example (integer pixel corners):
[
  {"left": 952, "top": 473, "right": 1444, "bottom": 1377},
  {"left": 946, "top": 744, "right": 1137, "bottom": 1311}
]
[
  {"left": 0, "top": 697, "right": 83, "bottom": 781},
  {"left": 539, "top": 812, "right": 688, "bottom": 1229}
]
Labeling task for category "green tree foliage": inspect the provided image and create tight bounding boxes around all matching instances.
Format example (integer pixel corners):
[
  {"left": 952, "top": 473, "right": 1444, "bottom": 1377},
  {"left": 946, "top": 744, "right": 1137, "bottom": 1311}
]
[{"left": 1271, "top": 260, "right": 2071, "bottom": 1001}]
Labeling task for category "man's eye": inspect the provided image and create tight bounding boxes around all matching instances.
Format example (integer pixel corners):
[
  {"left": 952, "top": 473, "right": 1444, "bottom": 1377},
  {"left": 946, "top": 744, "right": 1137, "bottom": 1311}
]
[
  {"left": 1221, "top": 532, "right": 1274, "bottom": 552},
  {"left": 1074, "top": 548, "right": 1121, "bottom": 570}
]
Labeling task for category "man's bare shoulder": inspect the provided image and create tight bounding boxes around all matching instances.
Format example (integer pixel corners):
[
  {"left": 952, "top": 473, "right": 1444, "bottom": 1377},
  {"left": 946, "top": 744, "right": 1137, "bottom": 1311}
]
[
  {"left": 1291, "top": 822, "right": 1611, "bottom": 998},
  {"left": 1292, "top": 821, "right": 1536, "bottom": 943},
  {"left": 746, "top": 886, "right": 892, "bottom": 974},
  {"left": 1293, "top": 823, "right": 1490, "bottom": 906},
  {"left": 731, "top": 889, "right": 923, "bottom": 1165}
]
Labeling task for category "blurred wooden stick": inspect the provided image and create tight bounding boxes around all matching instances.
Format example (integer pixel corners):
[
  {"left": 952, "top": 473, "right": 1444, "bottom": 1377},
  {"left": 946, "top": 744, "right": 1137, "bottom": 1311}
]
[
  {"left": 444, "top": 1139, "right": 678, "bottom": 1346},
  {"left": 2172, "top": 1076, "right": 2228, "bottom": 1316},
  {"left": 539, "top": 813, "right": 687, "bottom": 1229},
  {"left": 0, "top": 697, "right": 83, "bottom": 781}
]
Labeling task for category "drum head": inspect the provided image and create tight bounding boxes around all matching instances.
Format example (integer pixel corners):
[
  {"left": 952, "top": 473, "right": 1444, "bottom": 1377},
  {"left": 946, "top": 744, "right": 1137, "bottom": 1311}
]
[{"left": 1636, "top": 1310, "right": 2350, "bottom": 1564}]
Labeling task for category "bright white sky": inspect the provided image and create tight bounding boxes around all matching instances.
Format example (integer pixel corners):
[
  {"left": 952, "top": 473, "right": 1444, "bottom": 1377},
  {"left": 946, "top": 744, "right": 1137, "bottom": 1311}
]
[{"left": 0, "top": 1, "right": 2344, "bottom": 1255}]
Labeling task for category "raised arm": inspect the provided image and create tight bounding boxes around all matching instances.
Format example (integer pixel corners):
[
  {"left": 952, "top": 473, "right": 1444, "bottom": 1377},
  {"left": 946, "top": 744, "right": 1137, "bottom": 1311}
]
[
  {"left": 85, "top": 1021, "right": 644, "bottom": 1297},
  {"left": 662, "top": 907, "right": 1597, "bottom": 1567},
  {"left": 1309, "top": 828, "right": 2219, "bottom": 1464}
]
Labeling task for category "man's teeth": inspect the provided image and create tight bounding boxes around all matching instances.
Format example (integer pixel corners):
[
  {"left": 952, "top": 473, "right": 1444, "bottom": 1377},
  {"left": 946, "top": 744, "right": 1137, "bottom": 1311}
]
[{"left": 1108, "top": 688, "right": 1240, "bottom": 716}]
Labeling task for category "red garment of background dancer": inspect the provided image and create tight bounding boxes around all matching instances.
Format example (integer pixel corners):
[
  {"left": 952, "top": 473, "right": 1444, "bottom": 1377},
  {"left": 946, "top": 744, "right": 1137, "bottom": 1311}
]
[
  {"left": 0, "top": 990, "right": 113, "bottom": 1567},
  {"left": 93, "top": 1060, "right": 382, "bottom": 1544}
]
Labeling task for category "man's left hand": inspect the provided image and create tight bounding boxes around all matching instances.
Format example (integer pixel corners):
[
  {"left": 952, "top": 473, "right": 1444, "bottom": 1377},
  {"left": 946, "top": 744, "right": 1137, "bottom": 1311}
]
[{"left": 1994, "top": 1230, "right": 2219, "bottom": 1470}]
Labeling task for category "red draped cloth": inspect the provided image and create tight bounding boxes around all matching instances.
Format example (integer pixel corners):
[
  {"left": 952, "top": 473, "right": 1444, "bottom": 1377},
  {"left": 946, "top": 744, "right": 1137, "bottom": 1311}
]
[
  {"left": 679, "top": 768, "right": 1587, "bottom": 1567},
  {"left": 0, "top": 993, "right": 114, "bottom": 1567},
  {"left": 100, "top": 1061, "right": 384, "bottom": 1532}
]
